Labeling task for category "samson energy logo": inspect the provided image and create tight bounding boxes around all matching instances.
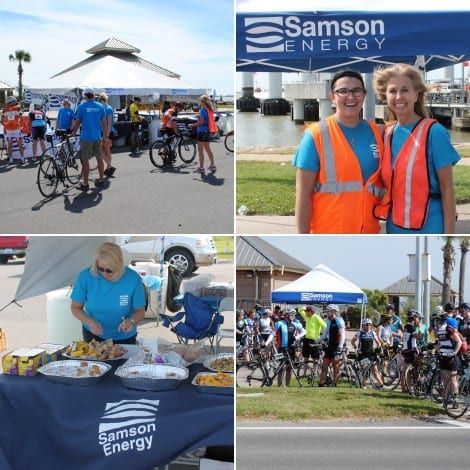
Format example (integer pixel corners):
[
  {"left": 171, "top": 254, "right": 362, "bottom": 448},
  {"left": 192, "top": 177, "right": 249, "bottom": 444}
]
[
  {"left": 98, "top": 399, "right": 159, "bottom": 457},
  {"left": 244, "top": 15, "right": 386, "bottom": 54}
]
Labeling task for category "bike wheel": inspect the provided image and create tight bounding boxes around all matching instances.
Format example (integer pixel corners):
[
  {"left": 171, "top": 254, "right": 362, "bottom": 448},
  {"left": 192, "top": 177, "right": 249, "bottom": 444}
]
[
  {"left": 178, "top": 137, "right": 196, "bottom": 163},
  {"left": 236, "top": 364, "right": 266, "bottom": 388},
  {"left": 343, "top": 362, "right": 361, "bottom": 388},
  {"left": 444, "top": 377, "right": 470, "bottom": 419},
  {"left": 37, "top": 157, "right": 59, "bottom": 197},
  {"left": 294, "top": 364, "right": 315, "bottom": 387},
  {"left": 381, "top": 360, "right": 401, "bottom": 391},
  {"left": 149, "top": 141, "right": 168, "bottom": 168},
  {"left": 65, "top": 151, "right": 82, "bottom": 184},
  {"left": 224, "top": 131, "right": 234, "bottom": 153},
  {"left": 430, "top": 369, "right": 450, "bottom": 403}
]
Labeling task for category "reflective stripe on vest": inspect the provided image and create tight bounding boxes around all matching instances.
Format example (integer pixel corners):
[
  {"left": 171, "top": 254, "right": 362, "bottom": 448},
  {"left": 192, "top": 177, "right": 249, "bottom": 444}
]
[{"left": 313, "top": 120, "right": 385, "bottom": 199}]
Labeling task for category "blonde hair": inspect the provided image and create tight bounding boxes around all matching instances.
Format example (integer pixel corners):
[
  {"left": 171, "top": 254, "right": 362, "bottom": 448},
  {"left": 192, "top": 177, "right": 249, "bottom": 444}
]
[
  {"left": 200, "top": 94, "right": 213, "bottom": 111},
  {"left": 374, "top": 63, "right": 429, "bottom": 121},
  {"left": 91, "top": 242, "right": 125, "bottom": 280},
  {"left": 98, "top": 92, "right": 108, "bottom": 103}
]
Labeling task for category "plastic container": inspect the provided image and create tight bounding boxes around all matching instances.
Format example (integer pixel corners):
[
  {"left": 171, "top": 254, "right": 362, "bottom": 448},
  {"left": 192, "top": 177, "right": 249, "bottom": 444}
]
[
  {"left": 148, "top": 119, "right": 161, "bottom": 144},
  {"left": 46, "top": 288, "right": 83, "bottom": 345}
]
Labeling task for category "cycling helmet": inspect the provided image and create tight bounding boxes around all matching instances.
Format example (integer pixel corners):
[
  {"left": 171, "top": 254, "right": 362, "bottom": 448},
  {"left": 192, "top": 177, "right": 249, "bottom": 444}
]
[
  {"left": 326, "top": 304, "right": 339, "bottom": 312},
  {"left": 361, "top": 318, "right": 373, "bottom": 325},
  {"left": 407, "top": 310, "right": 419, "bottom": 319},
  {"left": 286, "top": 308, "right": 297, "bottom": 316},
  {"left": 444, "top": 302, "right": 456, "bottom": 312},
  {"left": 446, "top": 317, "right": 459, "bottom": 330},
  {"left": 460, "top": 302, "right": 470, "bottom": 310},
  {"left": 7, "top": 96, "right": 17, "bottom": 103},
  {"left": 380, "top": 313, "right": 392, "bottom": 321},
  {"left": 433, "top": 305, "right": 444, "bottom": 317},
  {"left": 386, "top": 303, "right": 395, "bottom": 311}
]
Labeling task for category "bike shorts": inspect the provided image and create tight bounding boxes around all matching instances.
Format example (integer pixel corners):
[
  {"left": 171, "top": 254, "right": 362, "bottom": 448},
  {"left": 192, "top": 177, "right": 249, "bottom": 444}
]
[
  {"left": 279, "top": 346, "right": 296, "bottom": 360},
  {"left": 324, "top": 349, "right": 342, "bottom": 361},
  {"left": 302, "top": 339, "right": 321, "bottom": 359},
  {"left": 438, "top": 354, "right": 459, "bottom": 372},
  {"left": 197, "top": 131, "right": 211, "bottom": 142},
  {"left": 31, "top": 126, "right": 46, "bottom": 140},
  {"left": 161, "top": 128, "right": 176, "bottom": 138},
  {"left": 80, "top": 139, "right": 102, "bottom": 160}
]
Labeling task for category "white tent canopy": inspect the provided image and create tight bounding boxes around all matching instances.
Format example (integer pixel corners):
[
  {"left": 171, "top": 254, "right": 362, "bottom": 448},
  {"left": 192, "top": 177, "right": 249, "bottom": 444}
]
[
  {"left": 13, "top": 237, "right": 115, "bottom": 302},
  {"left": 272, "top": 263, "right": 367, "bottom": 305}
]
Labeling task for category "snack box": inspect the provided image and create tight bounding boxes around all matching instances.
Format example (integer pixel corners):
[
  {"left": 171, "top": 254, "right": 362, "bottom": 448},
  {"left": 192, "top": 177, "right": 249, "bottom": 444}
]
[
  {"left": 2, "top": 348, "right": 45, "bottom": 376},
  {"left": 36, "top": 343, "right": 67, "bottom": 365}
]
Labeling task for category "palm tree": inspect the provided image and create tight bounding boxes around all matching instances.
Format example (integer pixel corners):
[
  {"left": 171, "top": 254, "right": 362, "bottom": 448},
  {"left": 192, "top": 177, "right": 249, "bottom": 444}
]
[
  {"left": 8, "top": 50, "right": 31, "bottom": 101},
  {"left": 441, "top": 237, "right": 455, "bottom": 305},
  {"left": 458, "top": 237, "right": 470, "bottom": 305}
]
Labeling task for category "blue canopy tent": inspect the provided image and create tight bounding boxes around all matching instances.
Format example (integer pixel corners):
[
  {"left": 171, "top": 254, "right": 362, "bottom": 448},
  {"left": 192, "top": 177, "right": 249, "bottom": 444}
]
[
  {"left": 272, "top": 264, "right": 367, "bottom": 306},
  {"left": 236, "top": 10, "right": 470, "bottom": 73}
]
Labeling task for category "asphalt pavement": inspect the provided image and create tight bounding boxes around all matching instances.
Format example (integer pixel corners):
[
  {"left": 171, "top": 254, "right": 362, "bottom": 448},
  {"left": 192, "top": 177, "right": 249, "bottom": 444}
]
[{"left": 0, "top": 140, "right": 234, "bottom": 234}]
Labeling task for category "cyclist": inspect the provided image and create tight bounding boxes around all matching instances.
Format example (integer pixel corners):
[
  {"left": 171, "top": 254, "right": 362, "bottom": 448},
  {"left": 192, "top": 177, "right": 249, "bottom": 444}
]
[
  {"left": 265, "top": 309, "right": 305, "bottom": 386},
  {"left": 377, "top": 313, "right": 393, "bottom": 347},
  {"left": 458, "top": 303, "right": 470, "bottom": 344},
  {"left": 298, "top": 305, "right": 326, "bottom": 370},
  {"left": 29, "top": 104, "right": 48, "bottom": 162},
  {"left": 400, "top": 310, "right": 421, "bottom": 392},
  {"left": 351, "top": 317, "right": 384, "bottom": 388},
  {"left": 435, "top": 314, "right": 463, "bottom": 398},
  {"left": 259, "top": 309, "right": 274, "bottom": 343},
  {"left": 159, "top": 102, "right": 183, "bottom": 160},
  {"left": 387, "top": 304, "right": 403, "bottom": 351},
  {"left": 429, "top": 305, "right": 444, "bottom": 343},
  {"left": 1, "top": 96, "right": 25, "bottom": 163},
  {"left": 318, "top": 304, "right": 345, "bottom": 387},
  {"left": 129, "top": 96, "right": 142, "bottom": 153}
]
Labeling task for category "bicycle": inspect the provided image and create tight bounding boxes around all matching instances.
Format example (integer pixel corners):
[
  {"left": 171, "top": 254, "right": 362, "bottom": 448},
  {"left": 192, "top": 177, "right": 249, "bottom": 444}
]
[
  {"left": 37, "top": 132, "right": 82, "bottom": 197},
  {"left": 443, "top": 364, "right": 470, "bottom": 418},
  {"left": 236, "top": 345, "right": 315, "bottom": 388},
  {"left": 224, "top": 130, "right": 234, "bottom": 153},
  {"left": 149, "top": 130, "right": 196, "bottom": 168},
  {"left": 130, "top": 119, "right": 149, "bottom": 154},
  {"left": 348, "top": 349, "right": 386, "bottom": 390}
]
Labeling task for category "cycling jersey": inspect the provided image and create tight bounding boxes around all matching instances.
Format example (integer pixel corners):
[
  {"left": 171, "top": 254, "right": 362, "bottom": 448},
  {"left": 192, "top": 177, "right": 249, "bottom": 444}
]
[
  {"left": 436, "top": 323, "right": 455, "bottom": 355},
  {"left": 402, "top": 322, "right": 418, "bottom": 352},
  {"left": 326, "top": 317, "right": 345, "bottom": 352},
  {"left": 1, "top": 104, "right": 22, "bottom": 131},
  {"left": 355, "top": 329, "right": 377, "bottom": 355},
  {"left": 162, "top": 109, "right": 177, "bottom": 129},
  {"left": 29, "top": 109, "right": 47, "bottom": 128},
  {"left": 274, "top": 319, "right": 303, "bottom": 349}
]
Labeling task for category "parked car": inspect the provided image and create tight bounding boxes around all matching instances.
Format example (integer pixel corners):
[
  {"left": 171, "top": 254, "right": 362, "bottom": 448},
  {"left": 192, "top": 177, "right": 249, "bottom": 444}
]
[
  {"left": 118, "top": 236, "right": 217, "bottom": 277},
  {"left": 0, "top": 236, "right": 29, "bottom": 264}
]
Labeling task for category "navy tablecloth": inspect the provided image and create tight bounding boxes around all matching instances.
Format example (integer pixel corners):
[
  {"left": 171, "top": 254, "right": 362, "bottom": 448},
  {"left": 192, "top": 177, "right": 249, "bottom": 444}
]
[{"left": 0, "top": 364, "right": 233, "bottom": 470}]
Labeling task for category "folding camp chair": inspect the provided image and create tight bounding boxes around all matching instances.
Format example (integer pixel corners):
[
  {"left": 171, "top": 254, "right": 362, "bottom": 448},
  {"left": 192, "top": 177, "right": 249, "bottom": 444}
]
[
  {"left": 160, "top": 292, "right": 223, "bottom": 352},
  {"left": 215, "top": 296, "right": 234, "bottom": 354}
]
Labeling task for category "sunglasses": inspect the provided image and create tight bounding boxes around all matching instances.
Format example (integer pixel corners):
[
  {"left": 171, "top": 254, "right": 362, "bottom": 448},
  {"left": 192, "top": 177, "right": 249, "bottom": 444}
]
[{"left": 98, "top": 266, "right": 114, "bottom": 274}]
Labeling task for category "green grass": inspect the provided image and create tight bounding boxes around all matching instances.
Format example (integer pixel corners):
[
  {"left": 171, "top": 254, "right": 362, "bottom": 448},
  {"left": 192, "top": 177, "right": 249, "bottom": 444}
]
[
  {"left": 237, "top": 385, "right": 445, "bottom": 422},
  {"left": 236, "top": 161, "right": 296, "bottom": 215},
  {"left": 213, "top": 236, "right": 234, "bottom": 260},
  {"left": 236, "top": 153, "right": 470, "bottom": 215}
]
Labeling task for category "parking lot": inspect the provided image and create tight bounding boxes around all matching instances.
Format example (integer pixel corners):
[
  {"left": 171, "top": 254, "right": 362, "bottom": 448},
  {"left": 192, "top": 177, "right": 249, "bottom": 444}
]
[{"left": 0, "top": 139, "right": 234, "bottom": 233}]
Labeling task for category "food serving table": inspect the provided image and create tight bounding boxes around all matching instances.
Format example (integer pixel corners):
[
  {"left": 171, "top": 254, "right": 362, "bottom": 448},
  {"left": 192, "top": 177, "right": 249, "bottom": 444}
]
[{"left": 0, "top": 363, "right": 233, "bottom": 470}]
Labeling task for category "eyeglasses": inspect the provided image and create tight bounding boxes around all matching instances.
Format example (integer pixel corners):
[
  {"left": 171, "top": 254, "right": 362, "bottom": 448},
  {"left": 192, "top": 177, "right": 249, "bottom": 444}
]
[
  {"left": 333, "top": 87, "right": 365, "bottom": 98},
  {"left": 98, "top": 266, "right": 113, "bottom": 274}
]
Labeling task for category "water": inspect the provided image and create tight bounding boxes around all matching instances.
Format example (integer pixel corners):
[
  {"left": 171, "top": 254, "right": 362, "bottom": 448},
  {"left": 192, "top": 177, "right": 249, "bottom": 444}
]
[{"left": 236, "top": 111, "right": 470, "bottom": 149}]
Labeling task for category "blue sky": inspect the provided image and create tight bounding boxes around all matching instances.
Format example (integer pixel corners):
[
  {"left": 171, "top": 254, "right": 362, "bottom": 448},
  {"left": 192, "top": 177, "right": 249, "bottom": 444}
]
[
  {"left": 261, "top": 236, "right": 470, "bottom": 296},
  {"left": 0, "top": 0, "right": 234, "bottom": 96}
]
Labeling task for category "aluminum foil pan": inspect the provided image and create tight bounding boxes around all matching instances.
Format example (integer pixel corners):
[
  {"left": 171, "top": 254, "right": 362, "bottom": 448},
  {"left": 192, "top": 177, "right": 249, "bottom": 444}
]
[
  {"left": 115, "top": 364, "right": 189, "bottom": 391},
  {"left": 192, "top": 372, "right": 234, "bottom": 395},
  {"left": 37, "top": 360, "right": 111, "bottom": 386},
  {"left": 202, "top": 353, "right": 234, "bottom": 373}
]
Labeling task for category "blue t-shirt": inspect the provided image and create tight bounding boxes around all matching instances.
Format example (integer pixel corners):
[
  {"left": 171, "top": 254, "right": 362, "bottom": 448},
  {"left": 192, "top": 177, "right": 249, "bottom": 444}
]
[
  {"left": 197, "top": 107, "right": 209, "bottom": 133},
  {"left": 76, "top": 100, "right": 106, "bottom": 142},
  {"left": 293, "top": 119, "right": 380, "bottom": 182},
  {"left": 104, "top": 104, "right": 115, "bottom": 133},
  {"left": 57, "top": 107, "right": 75, "bottom": 130},
  {"left": 386, "top": 121, "right": 460, "bottom": 234},
  {"left": 71, "top": 266, "right": 146, "bottom": 341}
]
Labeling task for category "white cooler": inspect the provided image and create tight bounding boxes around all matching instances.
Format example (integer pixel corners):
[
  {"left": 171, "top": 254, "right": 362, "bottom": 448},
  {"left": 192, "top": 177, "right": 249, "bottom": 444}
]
[{"left": 46, "top": 288, "right": 82, "bottom": 344}]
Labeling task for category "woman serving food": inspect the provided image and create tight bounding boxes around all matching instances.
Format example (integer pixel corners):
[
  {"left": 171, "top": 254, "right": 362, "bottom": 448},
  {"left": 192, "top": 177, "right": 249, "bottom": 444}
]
[{"left": 70, "top": 242, "right": 146, "bottom": 344}]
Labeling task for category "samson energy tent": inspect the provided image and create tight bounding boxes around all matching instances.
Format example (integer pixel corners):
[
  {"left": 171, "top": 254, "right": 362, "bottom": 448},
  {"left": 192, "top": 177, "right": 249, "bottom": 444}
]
[
  {"left": 271, "top": 263, "right": 367, "bottom": 305},
  {"left": 236, "top": 10, "right": 470, "bottom": 73}
]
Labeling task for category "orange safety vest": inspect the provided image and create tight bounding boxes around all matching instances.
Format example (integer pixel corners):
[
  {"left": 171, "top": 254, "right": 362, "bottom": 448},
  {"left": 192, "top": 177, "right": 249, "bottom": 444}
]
[
  {"left": 307, "top": 116, "right": 385, "bottom": 234},
  {"left": 373, "top": 118, "right": 436, "bottom": 230},
  {"left": 206, "top": 108, "right": 218, "bottom": 133},
  {"left": 1, "top": 104, "right": 22, "bottom": 131}
]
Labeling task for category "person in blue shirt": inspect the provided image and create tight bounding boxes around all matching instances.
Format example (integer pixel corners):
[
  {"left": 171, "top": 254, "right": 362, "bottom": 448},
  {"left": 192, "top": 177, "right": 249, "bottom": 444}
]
[
  {"left": 70, "top": 87, "right": 108, "bottom": 191},
  {"left": 56, "top": 99, "right": 75, "bottom": 132},
  {"left": 98, "top": 92, "right": 116, "bottom": 177},
  {"left": 29, "top": 104, "right": 48, "bottom": 161},
  {"left": 70, "top": 242, "right": 146, "bottom": 344}
]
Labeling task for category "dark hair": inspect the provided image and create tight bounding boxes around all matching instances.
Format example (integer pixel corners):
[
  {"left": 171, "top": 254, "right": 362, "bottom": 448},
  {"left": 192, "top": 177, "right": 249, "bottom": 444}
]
[{"left": 331, "top": 69, "right": 365, "bottom": 91}]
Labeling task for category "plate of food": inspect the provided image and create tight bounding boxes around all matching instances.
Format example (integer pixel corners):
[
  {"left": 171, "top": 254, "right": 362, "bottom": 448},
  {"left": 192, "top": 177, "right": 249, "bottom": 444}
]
[
  {"left": 192, "top": 371, "right": 234, "bottom": 395},
  {"left": 115, "top": 364, "right": 189, "bottom": 391},
  {"left": 38, "top": 360, "right": 111, "bottom": 386},
  {"left": 203, "top": 353, "right": 234, "bottom": 373},
  {"left": 63, "top": 339, "right": 127, "bottom": 361}
]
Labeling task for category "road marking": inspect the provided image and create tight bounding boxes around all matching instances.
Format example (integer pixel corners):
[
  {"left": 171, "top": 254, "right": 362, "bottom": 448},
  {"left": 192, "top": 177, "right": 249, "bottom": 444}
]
[{"left": 237, "top": 425, "right": 467, "bottom": 431}]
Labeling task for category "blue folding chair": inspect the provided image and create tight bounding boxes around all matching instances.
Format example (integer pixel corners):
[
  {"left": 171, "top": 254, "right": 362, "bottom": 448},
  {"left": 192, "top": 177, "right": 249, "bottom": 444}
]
[{"left": 160, "top": 292, "right": 223, "bottom": 352}]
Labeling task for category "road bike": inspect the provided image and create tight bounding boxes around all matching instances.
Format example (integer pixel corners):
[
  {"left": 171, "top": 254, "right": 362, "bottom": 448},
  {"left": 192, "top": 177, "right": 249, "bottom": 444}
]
[
  {"left": 149, "top": 130, "right": 196, "bottom": 168},
  {"left": 224, "top": 130, "right": 234, "bottom": 153},
  {"left": 442, "top": 356, "right": 470, "bottom": 418},
  {"left": 37, "top": 132, "right": 82, "bottom": 197},
  {"left": 130, "top": 119, "right": 149, "bottom": 154}
]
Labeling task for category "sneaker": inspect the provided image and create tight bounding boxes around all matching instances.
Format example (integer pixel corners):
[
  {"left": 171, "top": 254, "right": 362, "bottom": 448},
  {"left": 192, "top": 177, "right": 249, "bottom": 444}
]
[
  {"left": 78, "top": 183, "right": 89, "bottom": 191},
  {"left": 107, "top": 166, "right": 116, "bottom": 177},
  {"left": 95, "top": 179, "right": 105, "bottom": 188},
  {"left": 208, "top": 165, "right": 217, "bottom": 173},
  {"left": 103, "top": 168, "right": 110, "bottom": 176},
  {"left": 196, "top": 167, "right": 205, "bottom": 174}
]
